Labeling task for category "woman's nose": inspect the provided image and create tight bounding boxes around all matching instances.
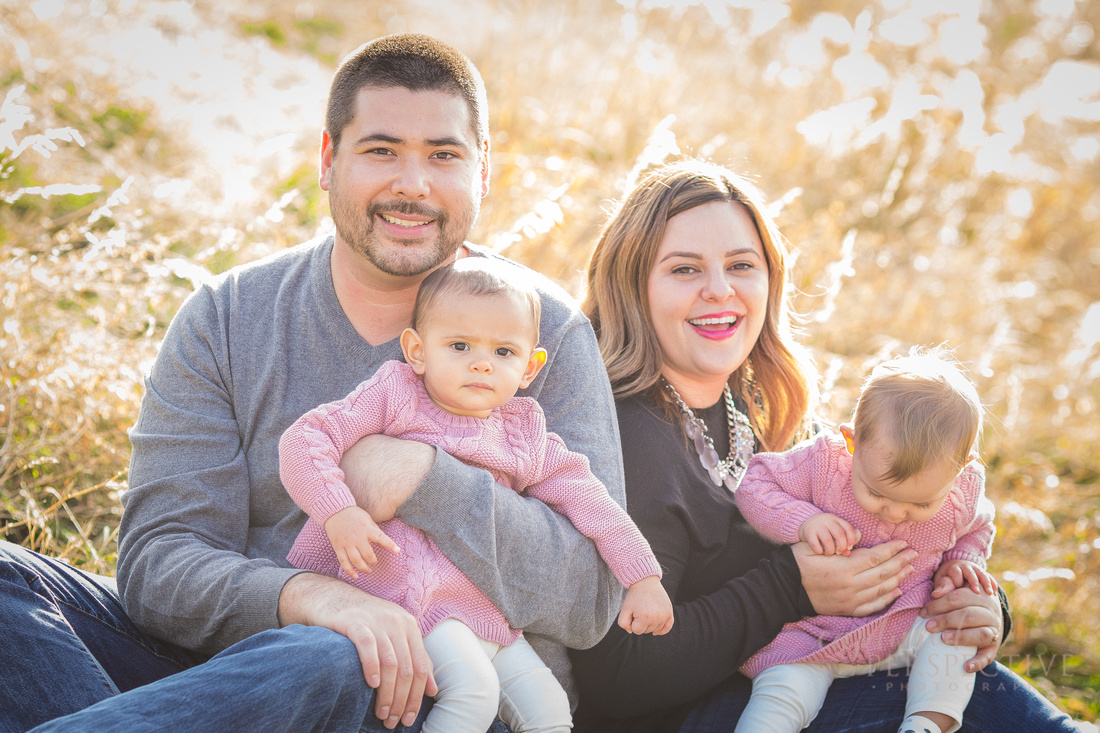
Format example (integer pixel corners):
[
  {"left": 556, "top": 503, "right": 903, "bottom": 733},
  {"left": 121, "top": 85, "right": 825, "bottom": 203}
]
[{"left": 701, "top": 268, "right": 734, "bottom": 301}]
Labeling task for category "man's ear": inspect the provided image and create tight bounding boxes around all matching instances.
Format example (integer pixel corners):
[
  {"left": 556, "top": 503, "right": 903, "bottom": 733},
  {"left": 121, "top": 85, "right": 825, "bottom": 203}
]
[
  {"left": 479, "top": 138, "right": 490, "bottom": 198},
  {"left": 519, "top": 348, "right": 547, "bottom": 389},
  {"left": 319, "top": 129, "right": 335, "bottom": 191},
  {"left": 400, "top": 328, "right": 427, "bottom": 375},
  {"left": 839, "top": 424, "right": 855, "bottom": 455}
]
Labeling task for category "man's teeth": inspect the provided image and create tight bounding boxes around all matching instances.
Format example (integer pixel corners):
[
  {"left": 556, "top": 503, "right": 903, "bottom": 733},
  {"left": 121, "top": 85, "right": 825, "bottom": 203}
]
[
  {"left": 381, "top": 213, "right": 428, "bottom": 228},
  {"left": 689, "top": 316, "right": 737, "bottom": 326}
]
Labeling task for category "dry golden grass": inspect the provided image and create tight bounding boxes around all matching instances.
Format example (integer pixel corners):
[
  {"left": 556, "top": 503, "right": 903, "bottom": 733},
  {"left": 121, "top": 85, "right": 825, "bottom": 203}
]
[{"left": 2, "top": 0, "right": 1098, "bottom": 721}]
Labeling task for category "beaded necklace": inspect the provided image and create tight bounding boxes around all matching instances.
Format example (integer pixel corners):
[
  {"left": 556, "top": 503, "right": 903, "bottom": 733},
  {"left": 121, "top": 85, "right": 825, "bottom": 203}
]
[{"left": 663, "top": 379, "right": 755, "bottom": 491}]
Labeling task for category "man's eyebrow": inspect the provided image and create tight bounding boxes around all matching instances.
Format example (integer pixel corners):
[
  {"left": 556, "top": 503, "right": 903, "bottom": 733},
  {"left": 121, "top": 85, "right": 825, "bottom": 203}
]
[
  {"left": 353, "top": 133, "right": 403, "bottom": 146},
  {"left": 426, "top": 136, "right": 468, "bottom": 148},
  {"left": 351, "top": 133, "right": 468, "bottom": 149}
]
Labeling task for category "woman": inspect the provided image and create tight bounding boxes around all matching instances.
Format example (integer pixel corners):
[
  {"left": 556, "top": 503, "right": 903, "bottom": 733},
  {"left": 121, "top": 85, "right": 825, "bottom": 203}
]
[{"left": 569, "top": 160, "right": 1082, "bottom": 732}]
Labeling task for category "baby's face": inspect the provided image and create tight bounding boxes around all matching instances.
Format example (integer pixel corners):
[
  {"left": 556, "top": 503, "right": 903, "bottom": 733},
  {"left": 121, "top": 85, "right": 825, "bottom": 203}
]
[
  {"left": 850, "top": 436, "right": 961, "bottom": 524},
  {"left": 412, "top": 291, "right": 541, "bottom": 418}
]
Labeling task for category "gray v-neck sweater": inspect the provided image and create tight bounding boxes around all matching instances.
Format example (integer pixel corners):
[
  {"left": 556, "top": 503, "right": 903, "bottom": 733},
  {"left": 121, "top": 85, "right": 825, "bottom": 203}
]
[{"left": 119, "top": 236, "right": 624, "bottom": 693}]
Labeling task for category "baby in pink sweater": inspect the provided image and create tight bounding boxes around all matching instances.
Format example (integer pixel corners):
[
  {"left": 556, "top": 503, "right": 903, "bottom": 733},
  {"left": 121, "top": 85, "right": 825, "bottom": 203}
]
[
  {"left": 280, "top": 258, "right": 672, "bottom": 733},
  {"left": 734, "top": 350, "right": 998, "bottom": 733}
]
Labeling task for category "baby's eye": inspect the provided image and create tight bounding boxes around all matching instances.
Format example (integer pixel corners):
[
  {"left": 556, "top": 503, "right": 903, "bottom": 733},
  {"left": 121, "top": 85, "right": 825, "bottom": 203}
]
[
  {"left": 451, "top": 342, "right": 469, "bottom": 352},
  {"left": 495, "top": 347, "right": 514, "bottom": 357}
]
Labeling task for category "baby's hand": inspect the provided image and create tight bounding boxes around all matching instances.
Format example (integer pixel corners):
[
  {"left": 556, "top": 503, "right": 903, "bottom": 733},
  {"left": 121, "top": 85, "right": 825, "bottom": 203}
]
[
  {"left": 324, "top": 506, "right": 401, "bottom": 579},
  {"left": 799, "top": 513, "right": 860, "bottom": 556},
  {"left": 617, "top": 576, "right": 674, "bottom": 636},
  {"left": 932, "top": 558, "right": 998, "bottom": 598}
]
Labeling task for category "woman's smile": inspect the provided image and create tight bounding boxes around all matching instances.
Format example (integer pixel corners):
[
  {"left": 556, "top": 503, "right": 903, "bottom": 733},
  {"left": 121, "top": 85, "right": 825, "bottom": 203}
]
[{"left": 687, "top": 312, "right": 741, "bottom": 339}]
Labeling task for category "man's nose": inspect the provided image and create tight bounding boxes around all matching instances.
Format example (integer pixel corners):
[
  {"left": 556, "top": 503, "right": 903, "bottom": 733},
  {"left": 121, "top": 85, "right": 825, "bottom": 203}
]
[{"left": 391, "top": 159, "right": 430, "bottom": 199}]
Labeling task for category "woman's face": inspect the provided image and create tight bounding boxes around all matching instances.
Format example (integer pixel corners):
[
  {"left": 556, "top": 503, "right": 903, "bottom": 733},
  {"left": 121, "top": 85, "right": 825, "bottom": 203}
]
[{"left": 646, "top": 200, "right": 770, "bottom": 407}]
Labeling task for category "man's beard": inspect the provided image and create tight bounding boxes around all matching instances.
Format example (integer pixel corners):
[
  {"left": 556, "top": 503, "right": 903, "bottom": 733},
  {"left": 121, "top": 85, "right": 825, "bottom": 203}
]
[{"left": 329, "top": 176, "right": 477, "bottom": 278}]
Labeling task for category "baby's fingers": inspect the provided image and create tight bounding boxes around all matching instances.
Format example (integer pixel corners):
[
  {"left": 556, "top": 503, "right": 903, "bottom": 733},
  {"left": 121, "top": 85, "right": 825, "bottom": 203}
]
[
  {"left": 631, "top": 614, "right": 659, "bottom": 635},
  {"left": 945, "top": 563, "right": 965, "bottom": 589},
  {"left": 844, "top": 524, "right": 861, "bottom": 550},
  {"left": 336, "top": 548, "right": 361, "bottom": 580},
  {"left": 829, "top": 526, "right": 852, "bottom": 555},
  {"left": 368, "top": 528, "right": 402, "bottom": 556},
  {"left": 961, "top": 566, "right": 984, "bottom": 594},
  {"left": 616, "top": 607, "right": 634, "bottom": 634}
]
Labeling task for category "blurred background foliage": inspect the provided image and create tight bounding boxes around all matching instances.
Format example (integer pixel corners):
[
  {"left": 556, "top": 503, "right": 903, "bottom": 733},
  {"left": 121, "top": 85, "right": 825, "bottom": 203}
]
[{"left": 1, "top": 0, "right": 1098, "bottom": 721}]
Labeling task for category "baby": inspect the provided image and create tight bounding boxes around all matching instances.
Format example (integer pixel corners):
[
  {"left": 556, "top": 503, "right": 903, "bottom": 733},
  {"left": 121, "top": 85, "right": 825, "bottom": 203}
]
[
  {"left": 734, "top": 349, "right": 997, "bottom": 733},
  {"left": 279, "top": 257, "right": 673, "bottom": 733}
]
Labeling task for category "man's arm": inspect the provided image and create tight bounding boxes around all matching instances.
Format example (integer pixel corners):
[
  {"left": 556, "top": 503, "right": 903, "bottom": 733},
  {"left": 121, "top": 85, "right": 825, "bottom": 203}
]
[
  {"left": 344, "top": 313, "right": 625, "bottom": 649},
  {"left": 119, "top": 286, "right": 294, "bottom": 652},
  {"left": 120, "top": 282, "right": 435, "bottom": 727}
]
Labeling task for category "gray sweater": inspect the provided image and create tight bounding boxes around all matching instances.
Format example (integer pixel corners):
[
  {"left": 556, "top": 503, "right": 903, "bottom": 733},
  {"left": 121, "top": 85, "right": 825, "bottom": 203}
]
[{"left": 119, "top": 236, "right": 625, "bottom": 692}]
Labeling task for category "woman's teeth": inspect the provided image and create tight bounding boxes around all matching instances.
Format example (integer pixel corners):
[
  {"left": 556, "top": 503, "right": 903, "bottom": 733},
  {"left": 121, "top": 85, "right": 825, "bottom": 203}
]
[{"left": 689, "top": 316, "right": 736, "bottom": 327}]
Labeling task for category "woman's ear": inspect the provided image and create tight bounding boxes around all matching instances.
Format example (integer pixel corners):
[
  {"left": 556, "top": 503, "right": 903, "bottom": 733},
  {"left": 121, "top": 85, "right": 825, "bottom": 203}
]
[
  {"left": 839, "top": 424, "right": 855, "bottom": 455},
  {"left": 519, "top": 348, "right": 547, "bottom": 389},
  {"left": 400, "top": 328, "right": 427, "bottom": 375}
]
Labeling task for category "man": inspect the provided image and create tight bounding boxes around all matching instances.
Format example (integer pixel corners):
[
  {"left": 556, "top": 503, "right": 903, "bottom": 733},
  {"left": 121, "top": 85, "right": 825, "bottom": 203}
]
[{"left": 0, "top": 33, "right": 623, "bottom": 732}]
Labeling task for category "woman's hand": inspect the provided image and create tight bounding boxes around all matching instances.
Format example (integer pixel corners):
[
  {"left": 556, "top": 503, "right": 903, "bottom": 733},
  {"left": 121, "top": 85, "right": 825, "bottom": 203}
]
[
  {"left": 920, "top": 586, "right": 1004, "bottom": 672},
  {"left": 792, "top": 540, "right": 917, "bottom": 616}
]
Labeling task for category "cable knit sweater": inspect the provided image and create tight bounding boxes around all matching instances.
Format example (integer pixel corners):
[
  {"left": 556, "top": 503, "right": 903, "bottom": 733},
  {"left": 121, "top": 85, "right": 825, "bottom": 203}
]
[
  {"left": 734, "top": 432, "right": 995, "bottom": 678},
  {"left": 280, "top": 360, "right": 662, "bottom": 646}
]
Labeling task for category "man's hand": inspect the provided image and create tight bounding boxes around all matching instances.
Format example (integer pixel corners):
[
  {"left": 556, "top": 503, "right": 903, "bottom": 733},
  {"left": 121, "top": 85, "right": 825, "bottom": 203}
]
[
  {"left": 921, "top": 585, "right": 1004, "bottom": 673},
  {"left": 792, "top": 540, "right": 917, "bottom": 617},
  {"left": 324, "top": 506, "right": 402, "bottom": 579},
  {"left": 339, "top": 435, "right": 436, "bottom": 521},
  {"left": 932, "top": 558, "right": 998, "bottom": 598},
  {"left": 617, "top": 576, "right": 674, "bottom": 635},
  {"left": 278, "top": 573, "right": 437, "bottom": 729},
  {"left": 798, "top": 512, "right": 861, "bottom": 556}
]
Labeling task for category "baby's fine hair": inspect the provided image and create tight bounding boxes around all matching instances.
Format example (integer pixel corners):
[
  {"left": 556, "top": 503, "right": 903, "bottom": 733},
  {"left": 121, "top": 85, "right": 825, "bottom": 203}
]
[
  {"left": 412, "top": 258, "right": 542, "bottom": 342},
  {"left": 851, "top": 347, "right": 983, "bottom": 484}
]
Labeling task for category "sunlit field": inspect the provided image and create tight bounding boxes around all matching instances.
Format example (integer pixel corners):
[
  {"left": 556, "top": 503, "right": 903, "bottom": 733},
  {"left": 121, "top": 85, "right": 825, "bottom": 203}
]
[{"left": 2, "top": 0, "right": 1099, "bottom": 722}]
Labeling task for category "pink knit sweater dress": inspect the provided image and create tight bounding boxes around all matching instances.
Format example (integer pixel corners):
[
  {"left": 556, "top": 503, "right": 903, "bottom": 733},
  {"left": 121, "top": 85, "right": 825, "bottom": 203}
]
[
  {"left": 734, "top": 432, "right": 995, "bottom": 678},
  {"left": 279, "top": 360, "right": 662, "bottom": 646}
]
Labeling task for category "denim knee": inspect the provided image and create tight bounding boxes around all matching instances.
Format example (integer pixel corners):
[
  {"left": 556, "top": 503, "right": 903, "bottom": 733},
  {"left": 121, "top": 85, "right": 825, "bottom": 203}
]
[{"left": 246, "top": 624, "right": 371, "bottom": 690}]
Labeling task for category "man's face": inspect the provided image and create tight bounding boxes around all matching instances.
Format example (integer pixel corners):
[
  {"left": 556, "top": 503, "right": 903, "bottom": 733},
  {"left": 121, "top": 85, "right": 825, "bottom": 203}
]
[{"left": 321, "top": 85, "right": 489, "bottom": 279}]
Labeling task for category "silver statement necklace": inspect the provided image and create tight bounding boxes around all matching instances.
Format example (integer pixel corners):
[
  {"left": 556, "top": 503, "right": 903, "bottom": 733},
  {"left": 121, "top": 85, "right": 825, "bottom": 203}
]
[{"left": 663, "top": 379, "right": 755, "bottom": 492}]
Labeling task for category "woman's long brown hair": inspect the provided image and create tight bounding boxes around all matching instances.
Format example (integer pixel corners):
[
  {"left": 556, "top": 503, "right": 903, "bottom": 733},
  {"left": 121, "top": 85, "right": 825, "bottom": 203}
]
[{"left": 582, "top": 160, "right": 815, "bottom": 451}]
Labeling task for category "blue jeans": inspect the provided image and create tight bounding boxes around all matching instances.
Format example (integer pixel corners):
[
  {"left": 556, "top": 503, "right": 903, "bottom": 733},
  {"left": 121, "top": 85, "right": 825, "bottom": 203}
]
[
  {"left": 0, "top": 542, "right": 511, "bottom": 733},
  {"left": 679, "top": 657, "right": 1087, "bottom": 732}
]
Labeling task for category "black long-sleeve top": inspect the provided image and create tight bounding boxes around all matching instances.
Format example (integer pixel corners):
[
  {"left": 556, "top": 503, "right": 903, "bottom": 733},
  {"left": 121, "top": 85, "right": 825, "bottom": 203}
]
[{"left": 569, "top": 393, "right": 817, "bottom": 733}]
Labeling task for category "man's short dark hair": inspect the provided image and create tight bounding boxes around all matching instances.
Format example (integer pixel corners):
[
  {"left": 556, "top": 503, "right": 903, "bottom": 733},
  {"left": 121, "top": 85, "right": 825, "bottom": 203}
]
[{"left": 326, "top": 33, "right": 488, "bottom": 155}]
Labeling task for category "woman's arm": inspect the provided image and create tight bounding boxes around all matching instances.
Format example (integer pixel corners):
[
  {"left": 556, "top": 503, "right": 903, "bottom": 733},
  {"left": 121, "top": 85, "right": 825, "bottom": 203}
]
[{"left": 570, "top": 532, "right": 811, "bottom": 718}]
